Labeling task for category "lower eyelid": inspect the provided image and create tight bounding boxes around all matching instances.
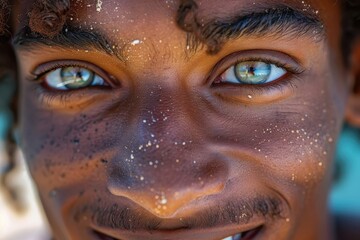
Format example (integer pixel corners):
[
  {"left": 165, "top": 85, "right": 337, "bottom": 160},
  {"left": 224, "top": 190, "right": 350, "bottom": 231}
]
[
  {"left": 211, "top": 79, "right": 297, "bottom": 104},
  {"left": 33, "top": 85, "right": 113, "bottom": 109}
]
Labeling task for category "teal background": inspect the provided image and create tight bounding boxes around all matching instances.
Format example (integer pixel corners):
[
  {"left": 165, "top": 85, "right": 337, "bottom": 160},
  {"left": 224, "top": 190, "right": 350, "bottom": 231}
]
[{"left": 330, "top": 125, "right": 360, "bottom": 215}]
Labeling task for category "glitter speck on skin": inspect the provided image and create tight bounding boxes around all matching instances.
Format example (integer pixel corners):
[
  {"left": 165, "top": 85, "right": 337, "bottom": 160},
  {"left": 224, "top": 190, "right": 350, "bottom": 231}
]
[
  {"left": 291, "top": 174, "right": 295, "bottom": 181},
  {"left": 96, "top": 0, "right": 103, "bottom": 12},
  {"left": 131, "top": 39, "right": 142, "bottom": 46},
  {"left": 247, "top": 95, "right": 253, "bottom": 99},
  {"left": 160, "top": 197, "right": 167, "bottom": 205}
]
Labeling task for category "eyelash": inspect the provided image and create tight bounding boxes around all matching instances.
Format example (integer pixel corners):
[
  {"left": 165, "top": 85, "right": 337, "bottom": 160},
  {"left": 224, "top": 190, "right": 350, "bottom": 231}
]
[{"left": 208, "top": 53, "right": 305, "bottom": 97}]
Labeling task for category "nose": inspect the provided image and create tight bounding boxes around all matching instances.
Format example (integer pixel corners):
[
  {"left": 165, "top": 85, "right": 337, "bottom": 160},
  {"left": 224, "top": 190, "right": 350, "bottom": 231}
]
[{"left": 106, "top": 85, "right": 229, "bottom": 218}]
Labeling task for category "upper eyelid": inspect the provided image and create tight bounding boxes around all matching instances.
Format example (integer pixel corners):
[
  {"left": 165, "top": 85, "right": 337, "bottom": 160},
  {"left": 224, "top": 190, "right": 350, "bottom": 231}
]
[{"left": 31, "top": 60, "right": 120, "bottom": 87}]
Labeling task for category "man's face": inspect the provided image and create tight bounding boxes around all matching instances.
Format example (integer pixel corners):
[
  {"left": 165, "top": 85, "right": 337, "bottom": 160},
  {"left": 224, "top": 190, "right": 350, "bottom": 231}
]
[{"left": 14, "top": 0, "right": 351, "bottom": 239}]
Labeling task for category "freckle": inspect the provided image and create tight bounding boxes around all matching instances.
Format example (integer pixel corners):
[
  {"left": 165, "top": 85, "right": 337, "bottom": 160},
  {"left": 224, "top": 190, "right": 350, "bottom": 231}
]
[{"left": 100, "top": 159, "right": 108, "bottom": 164}]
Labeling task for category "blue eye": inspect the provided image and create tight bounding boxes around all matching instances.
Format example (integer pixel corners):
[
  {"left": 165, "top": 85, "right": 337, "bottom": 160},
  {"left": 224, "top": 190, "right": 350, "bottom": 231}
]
[
  {"left": 44, "top": 67, "right": 107, "bottom": 90},
  {"left": 219, "top": 61, "right": 286, "bottom": 85}
]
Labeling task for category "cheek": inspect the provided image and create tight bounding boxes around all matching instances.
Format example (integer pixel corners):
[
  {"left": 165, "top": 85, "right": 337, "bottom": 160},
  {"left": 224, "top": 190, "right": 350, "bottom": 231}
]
[
  {"left": 20, "top": 92, "right": 106, "bottom": 191},
  {"left": 255, "top": 108, "right": 337, "bottom": 186},
  {"left": 205, "top": 74, "right": 346, "bottom": 195}
]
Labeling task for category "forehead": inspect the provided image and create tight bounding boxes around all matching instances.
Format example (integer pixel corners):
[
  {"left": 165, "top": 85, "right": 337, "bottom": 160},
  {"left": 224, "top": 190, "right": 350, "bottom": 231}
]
[{"left": 14, "top": 0, "right": 340, "bottom": 35}]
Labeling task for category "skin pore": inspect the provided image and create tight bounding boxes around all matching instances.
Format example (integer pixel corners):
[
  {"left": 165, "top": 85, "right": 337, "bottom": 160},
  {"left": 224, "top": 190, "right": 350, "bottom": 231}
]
[{"left": 9, "top": 0, "right": 360, "bottom": 239}]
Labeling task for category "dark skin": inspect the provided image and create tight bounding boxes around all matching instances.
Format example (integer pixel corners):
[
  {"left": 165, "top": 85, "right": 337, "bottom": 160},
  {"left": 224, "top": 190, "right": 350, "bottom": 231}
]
[{"left": 9, "top": 0, "right": 360, "bottom": 239}]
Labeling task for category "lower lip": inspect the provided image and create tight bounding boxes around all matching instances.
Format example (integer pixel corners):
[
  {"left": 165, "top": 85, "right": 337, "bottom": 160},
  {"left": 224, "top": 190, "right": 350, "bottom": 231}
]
[{"left": 93, "top": 226, "right": 262, "bottom": 240}]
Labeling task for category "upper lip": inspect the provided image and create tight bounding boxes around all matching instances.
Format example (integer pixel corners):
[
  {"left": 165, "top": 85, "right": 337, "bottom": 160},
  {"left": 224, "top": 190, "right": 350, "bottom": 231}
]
[{"left": 88, "top": 199, "right": 268, "bottom": 240}]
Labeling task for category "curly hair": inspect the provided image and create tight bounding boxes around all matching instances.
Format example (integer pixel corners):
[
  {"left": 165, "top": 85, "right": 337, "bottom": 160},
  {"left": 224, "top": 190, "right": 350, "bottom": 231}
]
[
  {"left": 0, "top": 0, "right": 8, "bottom": 36},
  {"left": 342, "top": 0, "right": 360, "bottom": 61},
  {"left": 0, "top": 0, "right": 360, "bottom": 209},
  {"left": 29, "top": 0, "right": 70, "bottom": 38}
]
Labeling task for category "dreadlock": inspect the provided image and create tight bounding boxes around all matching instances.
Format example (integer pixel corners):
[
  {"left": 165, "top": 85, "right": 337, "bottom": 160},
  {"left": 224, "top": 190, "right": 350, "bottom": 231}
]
[{"left": 29, "top": 0, "right": 70, "bottom": 38}]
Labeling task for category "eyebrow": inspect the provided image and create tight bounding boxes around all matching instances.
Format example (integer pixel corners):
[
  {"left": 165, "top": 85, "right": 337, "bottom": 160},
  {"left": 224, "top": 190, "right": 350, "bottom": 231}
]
[
  {"left": 12, "top": 5, "right": 324, "bottom": 58},
  {"left": 184, "top": 6, "right": 325, "bottom": 54},
  {"left": 13, "top": 25, "right": 125, "bottom": 61}
]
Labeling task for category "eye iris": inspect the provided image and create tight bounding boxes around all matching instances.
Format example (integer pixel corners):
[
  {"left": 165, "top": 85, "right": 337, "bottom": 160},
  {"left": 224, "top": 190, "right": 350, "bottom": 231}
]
[
  {"left": 60, "top": 67, "right": 94, "bottom": 89},
  {"left": 234, "top": 61, "right": 271, "bottom": 84}
]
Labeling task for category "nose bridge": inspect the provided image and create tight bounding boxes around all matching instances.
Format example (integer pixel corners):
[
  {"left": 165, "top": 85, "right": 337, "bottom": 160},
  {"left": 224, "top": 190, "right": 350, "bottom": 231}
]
[{"left": 107, "top": 84, "right": 229, "bottom": 217}]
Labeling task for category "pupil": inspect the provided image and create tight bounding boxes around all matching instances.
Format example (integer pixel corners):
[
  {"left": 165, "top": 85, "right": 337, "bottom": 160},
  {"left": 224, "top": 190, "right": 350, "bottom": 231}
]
[
  {"left": 235, "top": 61, "right": 271, "bottom": 84},
  {"left": 60, "top": 67, "right": 94, "bottom": 89}
]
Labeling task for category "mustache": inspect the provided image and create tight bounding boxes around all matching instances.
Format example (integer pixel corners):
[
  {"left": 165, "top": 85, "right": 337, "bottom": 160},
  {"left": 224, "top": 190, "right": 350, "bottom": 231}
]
[{"left": 73, "top": 195, "right": 284, "bottom": 232}]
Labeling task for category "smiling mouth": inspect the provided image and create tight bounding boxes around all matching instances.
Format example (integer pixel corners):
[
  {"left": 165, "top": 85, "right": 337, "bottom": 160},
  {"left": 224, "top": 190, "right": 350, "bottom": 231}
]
[{"left": 93, "top": 226, "right": 262, "bottom": 240}]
